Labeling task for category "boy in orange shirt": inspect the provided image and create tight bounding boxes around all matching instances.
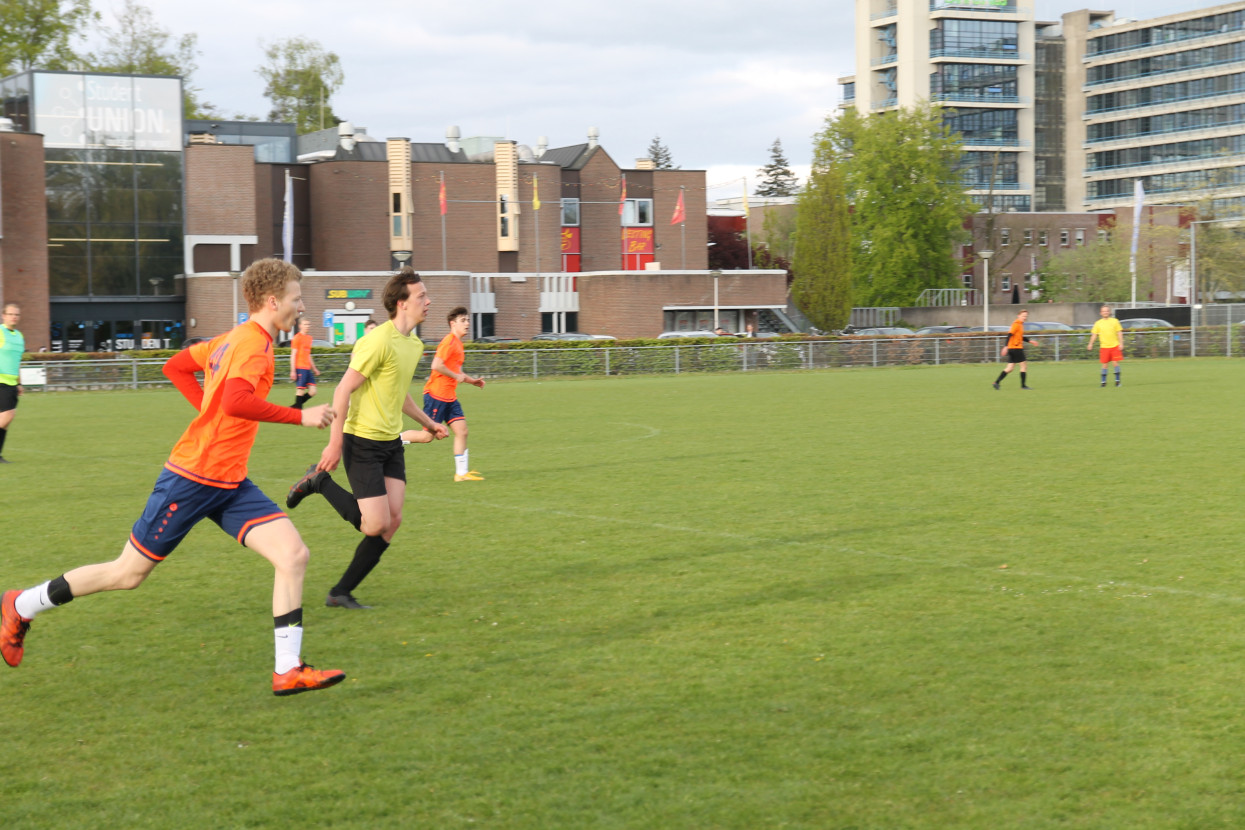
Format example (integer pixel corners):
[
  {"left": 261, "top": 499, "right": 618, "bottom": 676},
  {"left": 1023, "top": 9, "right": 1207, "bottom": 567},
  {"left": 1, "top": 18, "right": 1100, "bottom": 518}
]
[
  {"left": 0, "top": 259, "right": 347, "bottom": 696},
  {"left": 290, "top": 317, "right": 320, "bottom": 409},
  {"left": 403, "top": 306, "right": 486, "bottom": 481}
]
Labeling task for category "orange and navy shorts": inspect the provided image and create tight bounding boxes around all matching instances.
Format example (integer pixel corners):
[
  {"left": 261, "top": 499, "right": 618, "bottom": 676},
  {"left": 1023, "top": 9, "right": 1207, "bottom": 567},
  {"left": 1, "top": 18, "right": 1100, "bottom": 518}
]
[
  {"left": 295, "top": 368, "right": 317, "bottom": 389},
  {"left": 129, "top": 469, "right": 286, "bottom": 562},
  {"left": 423, "top": 392, "right": 465, "bottom": 425},
  {"left": 1099, "top": 346, "right": 1124, "bottom": 364}
]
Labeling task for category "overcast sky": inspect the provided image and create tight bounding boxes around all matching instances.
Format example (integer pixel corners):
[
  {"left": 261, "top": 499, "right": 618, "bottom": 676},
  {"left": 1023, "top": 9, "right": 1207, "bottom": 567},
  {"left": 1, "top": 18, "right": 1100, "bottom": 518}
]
[{"left": 87, "top": 0, "right": 1201, "bottom": 202}]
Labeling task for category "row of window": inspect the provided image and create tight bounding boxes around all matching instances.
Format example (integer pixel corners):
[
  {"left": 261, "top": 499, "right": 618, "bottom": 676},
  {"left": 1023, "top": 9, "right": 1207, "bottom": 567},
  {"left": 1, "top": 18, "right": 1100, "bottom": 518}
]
[
  {"left": 1088, "top": 71, "right": 1245, "bottom": 113},
  {"left": 1087, "top": 39, "right": 1245, "bottom": 86},
  {"left": 994, "top": 227, "right": 1099, "bottom": 247},
  {"left": 959, "top": 151, "right": 1019, "bottom": 186},
  {"left": 931, "top": 64, "right": 1018, "bottom": 98},
  {"left": 552, "top": 198, "right": 656, "bottom": 228},
  {"left": 1090, "top": 132, "right": 1245, "bottom": 171},
  {"left": 931, "top": 19, "right": 1019, "bottom": 53},
  {"left": 1088, "top": 102, "right": 1245, "bottom": 142},
  {"left": 944, "top": 108, "right": 1018, "bottom": 143},
  {"left": 1088, "top": 9, "right": 1245, "bottom": 56},
  {"left": 971, "top": 194, "right": 1030, "bottom": 211},
  {"left": 1088, "top": 163, "right": 1245, "bottom": 199}
]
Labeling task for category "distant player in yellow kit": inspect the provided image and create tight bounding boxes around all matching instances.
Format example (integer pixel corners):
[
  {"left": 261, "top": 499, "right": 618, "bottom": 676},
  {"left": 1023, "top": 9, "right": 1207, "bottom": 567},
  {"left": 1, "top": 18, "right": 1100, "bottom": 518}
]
[
  {"left": 1087, "top": 304, "right": 1124, "bottom": 387},
  {"left": 403, "top": 306, "right": 486, "bottom": 481}
]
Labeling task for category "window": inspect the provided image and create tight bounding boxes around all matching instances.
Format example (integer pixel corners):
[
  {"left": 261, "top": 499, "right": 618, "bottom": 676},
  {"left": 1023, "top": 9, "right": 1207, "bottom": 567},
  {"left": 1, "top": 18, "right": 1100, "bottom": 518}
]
[
  {"left": 962, "top": 273, "right": 974, "bottom": 287},
  {"left": 622, "top": 198, "right": 653, "bottom": 226},
  {"left": 1060, "top": 229, "right": 1069, "bottom": 246},
  {"left": 1001, "top": 273, "right": 1012, "bottom": 291},
  {"left": 1075, "top": 228, "right": 1085, "bottom": 245},
  {"left": 1098, "top": 229, "right": 1110, "bottom": 242},
  {"left": 561, "top": 198, "right": 580, "bottom": 226},
  {"left": 1000, "top": 228, "right": 1010, "bottom": 246},
  {"left": 1038, "top": 230, "right": 1048, "bottom": 246},
  {"left": 1023, "top": 229, "right": 1033, "bottom": 246}
]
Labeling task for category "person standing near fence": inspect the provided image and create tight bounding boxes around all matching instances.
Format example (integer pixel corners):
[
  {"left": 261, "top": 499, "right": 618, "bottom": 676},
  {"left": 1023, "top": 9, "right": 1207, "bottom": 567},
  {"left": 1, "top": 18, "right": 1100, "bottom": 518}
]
[
  {"left": 0, "top": 303, "right": 24, "bottom": 463},
  {"left": 290, "top": 317, "right": 320, "bottom": 409},
  {"left": 1086, "top": 305, "right": 1124, "bottom": 387},
  {"left": 992, "top": 309, "right": 1038, "bottom": 390}
]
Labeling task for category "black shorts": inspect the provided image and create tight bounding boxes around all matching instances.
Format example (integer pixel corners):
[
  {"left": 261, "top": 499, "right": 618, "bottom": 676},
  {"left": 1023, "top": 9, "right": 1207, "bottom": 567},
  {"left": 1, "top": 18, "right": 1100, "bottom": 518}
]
[
  {"left": 0, "top": 383, "right": 17, "bottom": 414},
  {"left": 1006, "top": 348, "right": 1027, "bottom": 364},
  {"left": 342, "top": 433, "right": 405, "bottom": 500}
]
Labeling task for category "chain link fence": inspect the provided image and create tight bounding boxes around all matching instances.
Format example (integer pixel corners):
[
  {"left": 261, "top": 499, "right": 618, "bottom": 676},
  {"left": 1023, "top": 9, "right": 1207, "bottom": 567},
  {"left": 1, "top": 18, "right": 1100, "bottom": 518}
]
[{"left": 17, "top": 326, "right": 1241, "bottom": 392}]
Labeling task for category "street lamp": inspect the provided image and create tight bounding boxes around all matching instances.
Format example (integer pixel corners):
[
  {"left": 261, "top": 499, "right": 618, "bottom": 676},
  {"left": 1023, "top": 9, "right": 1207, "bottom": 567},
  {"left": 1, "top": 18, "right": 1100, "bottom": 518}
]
[{"left": 978, "top": 249, "right": 994, "bottom": 331}]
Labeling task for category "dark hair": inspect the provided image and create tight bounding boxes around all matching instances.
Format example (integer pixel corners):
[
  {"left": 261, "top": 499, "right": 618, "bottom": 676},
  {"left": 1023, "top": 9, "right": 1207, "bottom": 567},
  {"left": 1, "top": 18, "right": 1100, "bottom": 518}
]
[
  {"left": 447, "top": 305, "right": 468, "bottom": 323},
  {"left": 383, "top": 268, "right": 422, "bottom": 318}
]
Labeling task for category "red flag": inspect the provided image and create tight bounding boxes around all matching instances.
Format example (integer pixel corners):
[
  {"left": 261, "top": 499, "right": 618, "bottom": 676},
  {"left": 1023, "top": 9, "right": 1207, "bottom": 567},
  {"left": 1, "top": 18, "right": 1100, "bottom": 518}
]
[
  {"left": 618, "top": 174, "right": 626, "bottom": 216},
  {"left": 670, "top": 189, "right": 686, "bottom": 225},
  {"left": 439, "top": 178, "right": 447, "bottom": 216}
]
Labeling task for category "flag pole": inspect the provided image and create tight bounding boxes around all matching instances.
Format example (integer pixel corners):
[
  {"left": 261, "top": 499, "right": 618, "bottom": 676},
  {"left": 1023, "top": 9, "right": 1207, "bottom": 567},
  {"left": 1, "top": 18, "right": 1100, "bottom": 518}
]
[
  {"left": 440, "top": 171, "right": 447, "bottom": 271},
  {"left": 681, "top": 185, "right": 686, "bottom": 270},
  {"left": 743, "top": 177, "right": 753, "bottom": 270},
  {"left": 534, "top": 174, "right": 541, "bottom": 276}
]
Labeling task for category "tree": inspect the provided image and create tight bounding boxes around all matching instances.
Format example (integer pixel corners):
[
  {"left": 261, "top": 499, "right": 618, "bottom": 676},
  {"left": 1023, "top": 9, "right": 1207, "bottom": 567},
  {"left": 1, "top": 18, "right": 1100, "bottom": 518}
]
[
  {"left": 833, "top": 105, "right": 973, "bottom": 307},
  {"left": 0, "top": 0, "right": 95, "bottom": 75},
  {"left": 646, "top": 135, "right": 675, "bottom": 169},
  {"left": 256, "top": 37, "right": 344, "bottom": 134},
  {"left": 707, "top": 216, "right": 750, "bottom": 270},
  {"left": 755, "top": 138, "right": 798, "bottom": 197},
  {"left": 87, "top": 0, "right": 215, "bottom": 119},
  {"left": 791, "top": 128, "right": 852, "bottom": 332},
  {"left": 1037, "top": 232, "right": 1132, "bottom": 303}
]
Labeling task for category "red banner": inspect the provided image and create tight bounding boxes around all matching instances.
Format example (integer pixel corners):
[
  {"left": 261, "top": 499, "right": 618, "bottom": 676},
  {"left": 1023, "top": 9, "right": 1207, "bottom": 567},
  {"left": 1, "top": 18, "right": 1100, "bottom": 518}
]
[
  {"left": 623, "top": 228, "right": 654, "bottom": 254},
  {"left": 561, "top": 227, "right": 581, "bottom": 254}
]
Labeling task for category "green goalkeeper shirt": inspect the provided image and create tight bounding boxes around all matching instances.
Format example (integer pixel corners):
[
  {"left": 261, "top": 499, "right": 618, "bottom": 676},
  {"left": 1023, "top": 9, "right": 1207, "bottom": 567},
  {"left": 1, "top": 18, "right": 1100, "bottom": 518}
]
[{"left": 0, "top": 325, "right": 23, "bottom": 385}]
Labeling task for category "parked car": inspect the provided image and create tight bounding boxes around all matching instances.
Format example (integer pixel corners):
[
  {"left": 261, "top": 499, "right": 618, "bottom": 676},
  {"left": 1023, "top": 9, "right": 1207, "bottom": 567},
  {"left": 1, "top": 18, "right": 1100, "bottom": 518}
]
[
  {"left": 915, "top": 326, "right": 971, "bottom": 335},
  {"left": 850, "top": 327, "right": 915, "bottom": 336},
  {"left": 965, "top": 325, "right": 1011, "bottom": 333},
  {"left": 1118, "top": 317, "right": 1175, "bottom": 329},
  {"left": 531, "top": 332, "right": 601, "bottom": 341},
  {"left": 1028, "top": 321, "right": 1076, "bottom": 331},
  {"left": 475, "top": 335, "right": 522, "bottom": 343},
  {"left": 657, "top": 330, "right": 720, "bottom": 339},
  {"left": 311, "top": 339, "right": 335, "bottom": 348}
]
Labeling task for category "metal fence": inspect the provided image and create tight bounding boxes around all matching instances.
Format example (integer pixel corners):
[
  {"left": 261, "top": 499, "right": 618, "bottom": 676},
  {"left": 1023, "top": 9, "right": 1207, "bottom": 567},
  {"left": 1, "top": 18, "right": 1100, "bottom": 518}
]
[{"left": 17, "top": 327, "right": 1242, "bottom": 391}]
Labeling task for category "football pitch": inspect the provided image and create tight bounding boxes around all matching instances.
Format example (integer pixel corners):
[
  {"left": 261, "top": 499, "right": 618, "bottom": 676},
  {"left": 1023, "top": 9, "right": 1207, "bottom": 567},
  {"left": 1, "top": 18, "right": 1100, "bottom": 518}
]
[{"left": 3, "top": 358, "right": 1245, "bottom": 829}]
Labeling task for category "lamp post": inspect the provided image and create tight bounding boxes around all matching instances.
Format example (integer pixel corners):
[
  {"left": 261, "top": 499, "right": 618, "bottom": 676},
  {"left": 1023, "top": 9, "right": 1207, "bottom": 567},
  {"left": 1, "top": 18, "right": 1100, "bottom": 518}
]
[{"left": 978, "top": 249, "right": 994, "bottom": 331}]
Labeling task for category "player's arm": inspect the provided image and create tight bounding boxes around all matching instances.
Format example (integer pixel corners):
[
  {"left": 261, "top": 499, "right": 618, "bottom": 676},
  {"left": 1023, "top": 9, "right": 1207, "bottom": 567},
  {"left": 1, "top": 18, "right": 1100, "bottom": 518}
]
[
  {"left": 309, "top": 350, "right": 320, "bottom": 376},
  {"left": 403, "top": 393, "right": 449, "bottom": 439},
  {"left": 318, "top": 367, "right": 367, "bottom": 471},
  {"left": 431, "top": 355, "right": 484, "bottom": 388},
  {"left": 163, "top": 347, "right": 206, "bottom": 410},
  {"left": 222, "top": 377, "right": 332, "bottom": 428},
  {"left": 1087, "top": 328, "right": 1098, "bottom": 350}
]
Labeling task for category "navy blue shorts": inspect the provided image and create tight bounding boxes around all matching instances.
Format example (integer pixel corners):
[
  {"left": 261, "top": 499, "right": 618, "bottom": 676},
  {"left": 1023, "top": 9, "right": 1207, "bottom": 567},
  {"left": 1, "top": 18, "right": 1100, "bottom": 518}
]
[
  {"left": 422, "top": 393, "right": 464, "bottom": 425},
  {"left": 295, "top": 368, "right": 317, "bottom": 389},
  {"left": 129, "top": 468, "right": 287, "bottom": 562}
]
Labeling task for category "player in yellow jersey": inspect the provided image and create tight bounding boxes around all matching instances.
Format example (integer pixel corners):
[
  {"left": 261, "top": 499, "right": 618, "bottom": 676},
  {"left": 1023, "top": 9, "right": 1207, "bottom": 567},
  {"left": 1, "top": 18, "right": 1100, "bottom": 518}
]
[
  {"left": 285, "top": 269, "right": 448, "bottom": 609},
  {"left": 991, "top": 309, "right": 1038, "bottom": 390},
  {"left": 1087, "top": 304, "right": 1124, "bottom": 387},
  {"left": 1, "top": 259, "right": 346, "bottom": 696},
  {"left": 402, "top": 305, "right": 486, "bottom": 481}
]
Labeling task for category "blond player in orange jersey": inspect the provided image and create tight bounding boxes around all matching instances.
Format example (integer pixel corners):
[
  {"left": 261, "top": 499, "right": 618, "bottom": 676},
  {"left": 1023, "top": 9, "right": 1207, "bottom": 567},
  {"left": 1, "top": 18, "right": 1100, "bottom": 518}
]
[
  {"left": 290, "top": 316, "right": 320, "bottom": 409},
  {"left": 0, "top": 259, "right": 348, "bottom": 696},
  {"left": 402, "top": 305, "right": 486, "bottom": 481}
]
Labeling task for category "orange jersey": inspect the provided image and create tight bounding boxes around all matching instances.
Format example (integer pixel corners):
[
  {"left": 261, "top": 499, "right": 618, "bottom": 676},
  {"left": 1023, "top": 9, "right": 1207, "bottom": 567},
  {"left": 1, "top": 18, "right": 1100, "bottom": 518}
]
[
  {"left": 423, "top": 332, "right": 464, "bottom": 401},
  {"left": 165, "top": 321, "right": 277, "bottom": 487},
  {"left": 291, "top": 332, "right": 313, "bottom": 370},
  {"left": 1007, "top": 320, "right": 1026, "bottom": 350}
]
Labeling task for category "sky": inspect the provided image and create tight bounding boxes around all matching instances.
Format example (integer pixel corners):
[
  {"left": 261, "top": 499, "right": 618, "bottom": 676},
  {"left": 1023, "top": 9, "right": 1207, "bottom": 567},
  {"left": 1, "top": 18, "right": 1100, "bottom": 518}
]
[{"left": 82, "top": 0, "right": 1199, "bottom": 204}]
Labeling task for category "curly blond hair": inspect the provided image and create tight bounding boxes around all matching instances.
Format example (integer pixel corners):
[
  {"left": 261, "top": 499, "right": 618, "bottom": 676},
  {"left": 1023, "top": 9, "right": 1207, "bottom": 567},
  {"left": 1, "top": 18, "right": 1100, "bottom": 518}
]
[{"left": 241, "top": 259, "right": 301, "bottom": 312}]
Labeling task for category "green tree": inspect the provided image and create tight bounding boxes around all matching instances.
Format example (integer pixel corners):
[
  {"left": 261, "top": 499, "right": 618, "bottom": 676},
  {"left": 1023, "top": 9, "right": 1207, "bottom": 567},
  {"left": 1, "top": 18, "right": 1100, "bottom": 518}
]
[
  {"left": 256, "top": 37, "right": 344, "bottom": 134},
  {"left": 830, "top": 106, "right": 972, "bottom": 307},
  {"left": 86, "top": 0, "right": 215, "bottom": 118},
  {"left": 791, "top": 131, "right": 852, "bottom": 332},
  {"left": 1038, "top": 231, "right": 1131, "bottom": 302},
  {"left": 646, "top": 135, "right": 675, "bottom": 169},
  {"left": 0, "top": 0, "right": 95, "bottom": 75},
  {"left": 755, "top": 138, "right": 798, "bottom": 197}
]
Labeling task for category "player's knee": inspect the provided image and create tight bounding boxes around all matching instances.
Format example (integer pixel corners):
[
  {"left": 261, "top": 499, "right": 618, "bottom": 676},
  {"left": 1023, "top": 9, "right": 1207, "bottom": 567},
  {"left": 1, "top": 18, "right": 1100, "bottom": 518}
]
[{"left": 360, "top": 516, "right": 387, "bottom": 537}]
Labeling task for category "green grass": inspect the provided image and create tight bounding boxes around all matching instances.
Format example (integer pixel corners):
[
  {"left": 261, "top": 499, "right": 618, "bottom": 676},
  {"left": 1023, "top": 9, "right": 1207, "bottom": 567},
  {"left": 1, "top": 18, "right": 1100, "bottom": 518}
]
[{"left": 3, "top": 358, "right": 1245, "bottom": 828}]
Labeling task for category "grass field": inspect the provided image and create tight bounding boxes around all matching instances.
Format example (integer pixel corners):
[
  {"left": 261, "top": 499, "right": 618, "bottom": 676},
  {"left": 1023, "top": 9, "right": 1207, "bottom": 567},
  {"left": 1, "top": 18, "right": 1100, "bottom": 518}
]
[{"left": 3, "top": 358, "right": 1245, "bottom": 829}]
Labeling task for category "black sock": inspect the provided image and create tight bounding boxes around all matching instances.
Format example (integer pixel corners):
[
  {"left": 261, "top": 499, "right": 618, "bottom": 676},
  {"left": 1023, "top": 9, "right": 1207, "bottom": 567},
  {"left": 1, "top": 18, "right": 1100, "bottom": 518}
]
[
  {"left": 994, "top": 372, "right": 1007, "bottom": 384},
  {"left": 292, "top": 394, "right": 307, "bottom": 410},
  {"left": 0, "top": 426, "right": 6, "bottom": 455},
  {"left": 48, "top": 575, "right": 74, "bottom": 606},
  {"left": 1021, "top": 372, "right": 1028, "bottom": 387},
  {"left": 318, "top": 475, "right": 363, "bottom": 530},
  {"left": 274, "top": 608, "right": 303, "bottom": 629},
  {"left": 332, "top": 535, "right": 390, "bottom": 595}
]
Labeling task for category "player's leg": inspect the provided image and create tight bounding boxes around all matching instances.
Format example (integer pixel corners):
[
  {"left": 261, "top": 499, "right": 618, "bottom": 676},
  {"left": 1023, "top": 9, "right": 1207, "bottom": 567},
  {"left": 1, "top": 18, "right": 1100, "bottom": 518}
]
[
  {"left": 993, "top": 363, "right": 1012, "bottom": 389},
  {"left": 326, "top": 437, "right": 399, "bottom": 608},
  {"left": 1019, "top": 359, "right": 1030, "bottom": 389},
  {"left": 447, "top": 403, "right": 482, "bottom": 480},
  {"left": 1100, "top": 353, "right": 1109, "bottom": 386},
  {"left": 2, "top": 542, "right": 157, "bottom": 667},
  {"left": 244, "top": 517, "right": 345, "bottom": 695}
]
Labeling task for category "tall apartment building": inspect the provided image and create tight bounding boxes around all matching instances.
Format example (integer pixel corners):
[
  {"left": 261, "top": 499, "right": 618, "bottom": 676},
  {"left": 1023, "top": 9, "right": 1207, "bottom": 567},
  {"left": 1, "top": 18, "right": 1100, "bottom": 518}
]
[
  {"left": 842, "top": 1, "right": 1245, "bottom": 215},
  {"left": 844, "top": 0, "right": 1037, "bottom": 212}
]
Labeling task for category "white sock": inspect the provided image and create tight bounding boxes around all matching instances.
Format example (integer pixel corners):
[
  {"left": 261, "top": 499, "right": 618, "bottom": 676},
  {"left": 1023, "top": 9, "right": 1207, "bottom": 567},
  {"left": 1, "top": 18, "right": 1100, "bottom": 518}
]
[
  {"left": 455, "top": 451, "right": 469, "bottom": 476},
  {"left": 274, "top": 625, "right": 303, "bottom": 674},
  {"left": 15, "top": 582, "right": 54, "bottom": 620}
]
